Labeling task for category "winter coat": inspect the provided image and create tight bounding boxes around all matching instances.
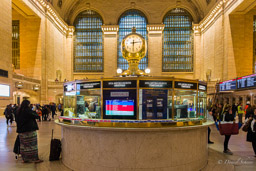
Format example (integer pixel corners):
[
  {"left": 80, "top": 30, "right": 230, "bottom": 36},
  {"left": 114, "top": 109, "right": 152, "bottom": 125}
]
[{"left": 16, "top": 108, "right": 39, "bottom": 133}]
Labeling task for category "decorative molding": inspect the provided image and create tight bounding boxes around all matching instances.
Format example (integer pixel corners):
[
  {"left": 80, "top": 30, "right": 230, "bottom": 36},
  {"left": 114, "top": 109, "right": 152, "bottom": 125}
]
[
  {"left": 193, "top": 24, "right": 201, "bottom": 35},
  {"left": 198, "top": 0, "right": 237, "bottom": 33},
  {"left": 147, "top": 24, "right": 165, "bottom": 34},
  {"left": 29, "top": 0, "right": 71, "bottom": 37},
  {"left": 102, "top": 25, "right": 119, "bottom": 35}
]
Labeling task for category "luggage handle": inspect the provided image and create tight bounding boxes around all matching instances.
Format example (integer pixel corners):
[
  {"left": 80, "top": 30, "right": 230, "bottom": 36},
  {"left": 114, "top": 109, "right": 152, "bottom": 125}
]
[{"left": 52, "top": 129, "right": 54, "bottom": 140}]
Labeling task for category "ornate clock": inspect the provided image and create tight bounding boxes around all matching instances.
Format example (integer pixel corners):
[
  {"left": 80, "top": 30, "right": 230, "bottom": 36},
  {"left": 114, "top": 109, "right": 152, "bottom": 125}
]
[{"left": 121, "top": 27, "right": 147, "bottom": 76}]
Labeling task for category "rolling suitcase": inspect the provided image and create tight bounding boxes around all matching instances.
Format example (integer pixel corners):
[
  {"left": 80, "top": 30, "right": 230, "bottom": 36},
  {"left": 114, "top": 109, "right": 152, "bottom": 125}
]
[{"left": 49, "top": 129, "right": 61, "bottom": 161}]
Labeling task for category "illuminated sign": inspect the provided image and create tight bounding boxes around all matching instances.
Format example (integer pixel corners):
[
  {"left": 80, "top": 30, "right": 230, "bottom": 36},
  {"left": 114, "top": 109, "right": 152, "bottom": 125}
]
[
  {"left": 65, "top": 91, "right": 76, "bottom": 96},
  {"left": 0, "top": 84, "right": 10, "bottom": 97},
  {"left": 110, "top": 92, "right": 129, "bottom": 97},
  {"left": 77, "top": 82, "right": 101, "bottom": 90},
  {"left": 103, "top": 80, "right": 137, "bottom": 88},
  {"left": 219, "top": 79, "right": 236, "bottom": 91},
  {"left": 139, "top": 80, "right": 172, "bottom": 88},
  {"left": 175, "top": 82, "right": 197, "bottom": 90},
  {"left": 198, "top": 84, "right": 207, "bottom": 91},
  {"left": 237, "top": 74, "right": 256, "bottom": 89},
  {"left": 64, "top": 84, "right": 75, "bottom": 92}
]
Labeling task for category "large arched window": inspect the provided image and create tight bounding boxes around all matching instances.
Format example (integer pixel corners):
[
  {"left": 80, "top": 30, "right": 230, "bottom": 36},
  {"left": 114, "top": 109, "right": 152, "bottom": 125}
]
[
  {"left": 74, "top": 10, "right": 103, "bottom": 72},
  {"left": 118, "top": 10, "right": 148, "bottom": 70},
  {"left": 163, "top": 8, "right": 193, "bottom": 72}
]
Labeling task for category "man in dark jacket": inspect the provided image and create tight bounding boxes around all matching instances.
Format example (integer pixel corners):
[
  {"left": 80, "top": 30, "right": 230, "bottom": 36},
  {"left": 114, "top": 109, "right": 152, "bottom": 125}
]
[{"left": 4, "top": 105, "right": 13, "bottom": 126}]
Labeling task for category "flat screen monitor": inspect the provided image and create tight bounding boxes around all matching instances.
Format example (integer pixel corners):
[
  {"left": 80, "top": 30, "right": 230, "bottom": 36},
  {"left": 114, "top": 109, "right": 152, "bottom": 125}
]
[
  {"left": 106, "top": 100, "right": 134, "bottom": 116},
  {"left": 0, "top": 84, "right": 10, "bottom": 97}
]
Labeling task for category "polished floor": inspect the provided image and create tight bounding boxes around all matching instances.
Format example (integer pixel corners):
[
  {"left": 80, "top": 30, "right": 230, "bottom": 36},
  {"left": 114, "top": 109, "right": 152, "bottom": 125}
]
[{"left": 0, "top": 115, "right": 255, "bottom": 171}]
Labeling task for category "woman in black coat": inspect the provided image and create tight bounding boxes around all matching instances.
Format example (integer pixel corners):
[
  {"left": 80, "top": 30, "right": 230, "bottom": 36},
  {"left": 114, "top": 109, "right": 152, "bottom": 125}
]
[
  {"left": 223, "top": 105, "right": 235, "bottom": 155},
  {"left": 246, "top": 108, "right": 256, "bottom": 157},
  {"left": 16, "top": 100, "right": 43, "bottom": 163}
]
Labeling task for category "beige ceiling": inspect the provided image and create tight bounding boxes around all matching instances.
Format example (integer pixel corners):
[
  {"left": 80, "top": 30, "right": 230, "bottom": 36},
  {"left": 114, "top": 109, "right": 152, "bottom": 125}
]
[{"left": 48, "top": 0, "right": 218, "bottom": 25}]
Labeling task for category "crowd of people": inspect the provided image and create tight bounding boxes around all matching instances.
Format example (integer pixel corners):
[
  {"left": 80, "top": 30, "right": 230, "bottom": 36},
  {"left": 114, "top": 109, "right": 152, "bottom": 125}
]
[
  {"left": 208, "top": 101, "right": 256, "bottom": 157},
  {"left": 4, "top": 103, "right": 63, "bottom": 126}
]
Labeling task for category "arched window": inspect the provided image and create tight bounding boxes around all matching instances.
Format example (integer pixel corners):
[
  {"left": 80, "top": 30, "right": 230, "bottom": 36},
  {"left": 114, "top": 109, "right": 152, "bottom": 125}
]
[
  {"left": 118, "top": 10, "right": 148, "bottom": 70},
  {"left": 163, "top": 8, "right": 193, "bottom": 72},
  {"left": 74, "top": 10, "right": 103, "bottom": 72}
]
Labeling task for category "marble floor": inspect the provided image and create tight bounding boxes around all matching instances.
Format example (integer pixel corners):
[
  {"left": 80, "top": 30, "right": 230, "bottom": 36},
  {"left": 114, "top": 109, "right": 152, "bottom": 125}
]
[{"left": 0, "top": 115, "right": 255, "bottom": 171}]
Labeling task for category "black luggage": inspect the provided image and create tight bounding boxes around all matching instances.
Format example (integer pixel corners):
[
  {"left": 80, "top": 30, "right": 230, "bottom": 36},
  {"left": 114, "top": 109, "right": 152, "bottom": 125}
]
[
  {"left": 13, "top": 135, "right": 20, "bottom": 159},
  {"left": 49, "top": 129, "right": 61, "bottom": 161}
]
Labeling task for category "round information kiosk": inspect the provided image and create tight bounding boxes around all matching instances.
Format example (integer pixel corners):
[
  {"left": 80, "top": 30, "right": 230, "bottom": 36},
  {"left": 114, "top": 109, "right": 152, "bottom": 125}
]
[{"left": 56, "top": 77, "right": 212, "bottom": 171}]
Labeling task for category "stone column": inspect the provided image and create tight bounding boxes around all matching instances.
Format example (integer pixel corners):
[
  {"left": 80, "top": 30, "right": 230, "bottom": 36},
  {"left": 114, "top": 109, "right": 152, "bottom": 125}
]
[
  {"left": 102, "top": 25, "right": 119, "bottom": 78},
  {"left": 147, "top": 25, "right": 164, "bottom": 76},
  {"left": 193, "top": 24, "right": 202, "bottom": 80},
  {"left": 65, "top": 26, "right": 74, "bottom": 81}
]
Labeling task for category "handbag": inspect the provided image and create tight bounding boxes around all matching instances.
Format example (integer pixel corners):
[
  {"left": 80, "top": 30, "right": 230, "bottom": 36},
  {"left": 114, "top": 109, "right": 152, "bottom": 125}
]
[
  {"left": 219, "top": 121, "right": 239, "bottom": 135},
  {"left": 242, "top": 120, "right": 252, "bottom": 132}
]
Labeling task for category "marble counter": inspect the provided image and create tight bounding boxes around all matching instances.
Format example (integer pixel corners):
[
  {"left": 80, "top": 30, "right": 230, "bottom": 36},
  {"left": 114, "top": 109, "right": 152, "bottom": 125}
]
[{"left": 57, "top": 121, "right": 214, "bottom": 171}]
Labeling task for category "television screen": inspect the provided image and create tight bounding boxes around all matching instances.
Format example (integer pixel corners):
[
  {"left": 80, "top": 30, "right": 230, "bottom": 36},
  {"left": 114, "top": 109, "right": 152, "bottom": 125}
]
[
  {"left": 106, "top": 100, "right": 134, "bottom": 116},
  {"left": 0, "top": 84, "right": 10, "bottom": 97}
]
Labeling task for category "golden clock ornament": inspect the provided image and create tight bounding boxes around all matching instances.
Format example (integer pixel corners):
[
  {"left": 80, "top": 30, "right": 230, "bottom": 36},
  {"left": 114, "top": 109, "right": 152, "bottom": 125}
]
[{"left": 121, "top": 27, "right": 147, "bottom": 76}]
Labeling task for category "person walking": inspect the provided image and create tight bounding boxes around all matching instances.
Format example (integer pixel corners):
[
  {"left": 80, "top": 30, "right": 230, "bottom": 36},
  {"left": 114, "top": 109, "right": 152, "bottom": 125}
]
[
  {"left": 223, "top": 105, "right": 235, "bottom": 155},
  {"left": 245, "top": 107, "right": 256, "bottom": 157},
  {"left": 232, "top": 103, "right": 237, "bottom": 119},
  {"left": 237, "top": 103, "right": 244, "bottom": 124},
  {"left": 16, "top": 100, "right": 43, "bottom": 163},
  {"left": 51, "top": 103, "right": 56, "bottom": 119},
  {"left": 4, "top": 105, "right": 14, "bottom": 126}
]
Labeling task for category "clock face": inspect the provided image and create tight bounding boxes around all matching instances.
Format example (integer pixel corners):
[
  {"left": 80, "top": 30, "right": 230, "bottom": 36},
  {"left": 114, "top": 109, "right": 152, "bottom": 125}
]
[{"left": 124, "top": 35, "right": 143, "bottom": 53}]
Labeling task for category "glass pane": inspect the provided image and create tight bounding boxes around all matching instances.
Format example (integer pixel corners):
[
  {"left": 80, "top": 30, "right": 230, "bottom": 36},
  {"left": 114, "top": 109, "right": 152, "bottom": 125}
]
[
  {"left": 174, "top": 90, "right": 197, "bottom": 119},
  {"left": 63, "top": 95, "right": 76, "bottom": 117},
  {"left": 12, "top": 20, "right": 20, "bottom": 69},
  {"left": 77, "top": 89, "right": 101, "bottom": 119},
  {"left": 118, "top": 10, "right": 148, "bottom": 70},
  {"left": 163, "top": 8, "right": 193, "bottom": 72},
  {"left": 74, "top": 10, "right": 103, "bottom": 72}
]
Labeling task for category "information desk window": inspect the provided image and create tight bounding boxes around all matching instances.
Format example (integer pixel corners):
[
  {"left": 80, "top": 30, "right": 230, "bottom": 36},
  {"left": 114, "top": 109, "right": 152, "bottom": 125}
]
[
  {"left": 174, "top": 90, "right": 197, "bottom": 119},
  {"left": 77, "top": 89, "right": 101, "bottom": 119},
  {"left": 64, "top": 93, "right": 76, "bottom": 117},
  {"left": 139, "top": 89, "right": 169, "bottom": 119},
  {"left": 199, "top": 91, "right": 207, "bottom": 119}
]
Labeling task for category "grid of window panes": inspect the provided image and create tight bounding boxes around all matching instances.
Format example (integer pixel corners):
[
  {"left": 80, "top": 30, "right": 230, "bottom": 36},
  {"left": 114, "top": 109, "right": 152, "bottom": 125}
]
[
  {"left": 12, "top": 20, "right": 20, "bottom": 69},
  {"left": 74, "top": 10, "right": 103, "bottom": 72},
  {"left": 118, "top": 10, "right": 148, "bottom": 70},
  {"left": 254, "top": 16, "right": 256, "bottom": 73},
  {"left": 163, "top": 8, "right": 193, "bottom": 72}
]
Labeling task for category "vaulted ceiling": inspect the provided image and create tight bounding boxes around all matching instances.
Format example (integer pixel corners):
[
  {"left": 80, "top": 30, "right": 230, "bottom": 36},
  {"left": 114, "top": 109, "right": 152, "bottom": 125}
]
[{"left": 48, "top": 0, "right": 218, "bottom": 25}]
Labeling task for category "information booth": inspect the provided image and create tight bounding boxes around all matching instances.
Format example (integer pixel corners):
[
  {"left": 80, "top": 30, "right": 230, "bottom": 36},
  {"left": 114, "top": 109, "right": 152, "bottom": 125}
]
[
  {"left": 58, "top": 77, "right": 212, "bottom": 171},
  {"left": 61, "top": 77, "right": 207, "bottom": 127}
]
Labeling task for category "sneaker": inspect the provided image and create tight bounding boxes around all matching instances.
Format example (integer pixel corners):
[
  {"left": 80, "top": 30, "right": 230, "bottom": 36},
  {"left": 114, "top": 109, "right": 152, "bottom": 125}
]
[
  {"left": 208, "top": 141, "right": 214, "bottom": 144},
  {"left": 223, "top": 150, "right": 233, "bottom": 155}
]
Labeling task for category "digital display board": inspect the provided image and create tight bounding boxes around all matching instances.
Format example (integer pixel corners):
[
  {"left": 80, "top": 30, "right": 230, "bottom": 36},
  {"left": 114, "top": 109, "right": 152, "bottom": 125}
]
[
  {"left": 237, "top": 74, "right": 256, "bottom": 89},
  {"left": 139, "top": 80, "right": 172, "bottom": 88},
  {"left": 175, "top": 81, "right": 197, "bottom": 90},
  {"left": 0, "top": 84, "right": 10, "bottom": 97},
  {"left": 103, "top": 80, "right": 137, "bottom": 88},
  {"left": 219, "top": 79, "right": 236, "bottom": 91},
  {"left": 106, "top": 100, "right": 134, "bottom": 116},
  {"left": 198, "top": 84, "right": 207, "bottom": 91},
  {"left": 77, "top": 82, "right": 101, "bottom": 90}
]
